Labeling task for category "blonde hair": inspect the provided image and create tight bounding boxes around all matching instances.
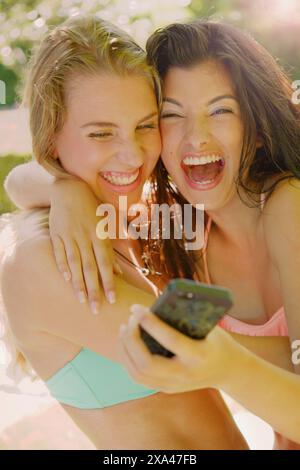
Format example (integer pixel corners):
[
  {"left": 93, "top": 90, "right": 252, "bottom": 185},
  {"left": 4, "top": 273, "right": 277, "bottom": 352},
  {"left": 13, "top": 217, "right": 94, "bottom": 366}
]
[
  {"left": 23, "top": 15, "right": 161, "bottom": 178},
  {"left": 1, "top": 16, "right": 161, "bottom": 382}
]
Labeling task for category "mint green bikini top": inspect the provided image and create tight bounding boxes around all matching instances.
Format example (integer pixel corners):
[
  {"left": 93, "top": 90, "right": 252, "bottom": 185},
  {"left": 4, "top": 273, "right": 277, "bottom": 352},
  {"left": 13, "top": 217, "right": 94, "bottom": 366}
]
[{"left": 46, "top": 348, "right": 158, "bottom": 409}]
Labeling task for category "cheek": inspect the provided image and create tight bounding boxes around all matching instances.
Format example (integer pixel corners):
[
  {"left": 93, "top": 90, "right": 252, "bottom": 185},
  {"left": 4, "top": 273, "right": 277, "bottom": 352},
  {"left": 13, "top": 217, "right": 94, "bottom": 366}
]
[
  {"left": 59, "top": 145, "right": 101, "bottom": 181},
  {"left": 212, "top": 121, "right": 244, "bottom": 156},
  {"left": 150, "top": 133, "right": 162, "bottom": 158},
  {"left": 160, "top": 127, "right": 182, "bottom": 174},
  {"left": 161, "top": 150, "right": 177, "bottom": 182},
  {"left": 160, "top": 123, "right": 181, "bottom": 156},
  {"left": 228, "top": 127, "right": 244, "bottom": 167},
  {"left": 57, "top": 131, "right": 94, "bottom": 175}
]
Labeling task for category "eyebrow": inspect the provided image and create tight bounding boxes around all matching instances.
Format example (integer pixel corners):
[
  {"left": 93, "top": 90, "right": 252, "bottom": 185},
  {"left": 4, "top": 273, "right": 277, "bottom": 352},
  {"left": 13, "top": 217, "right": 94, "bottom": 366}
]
[
  {"left": 80, "top": 111, "right": 158, "bottom": 129},
  {"left": 162, "top": 94, "right": 237, "bottom": 107}
]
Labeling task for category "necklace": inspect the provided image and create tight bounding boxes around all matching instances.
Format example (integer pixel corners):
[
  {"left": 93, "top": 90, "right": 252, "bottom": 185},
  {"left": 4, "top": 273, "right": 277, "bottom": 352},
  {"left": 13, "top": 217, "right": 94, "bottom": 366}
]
[{"left": 113, "top": 248, "right": 162, "bottom": 277}]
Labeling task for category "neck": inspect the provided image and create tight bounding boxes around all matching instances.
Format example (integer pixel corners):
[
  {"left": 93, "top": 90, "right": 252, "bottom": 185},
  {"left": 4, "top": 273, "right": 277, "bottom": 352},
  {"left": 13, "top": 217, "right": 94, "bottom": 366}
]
[
  {"left": 206, "top": 191, "right": 263, "bottom": 251},
  {"left": 113, "top": 206, "right": 143, "bottom": 256}
]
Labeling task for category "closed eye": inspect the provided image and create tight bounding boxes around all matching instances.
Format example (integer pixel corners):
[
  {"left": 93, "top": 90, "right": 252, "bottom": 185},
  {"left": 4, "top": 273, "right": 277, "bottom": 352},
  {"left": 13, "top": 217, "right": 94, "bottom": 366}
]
[
  {"left": 210, "top": 108, "right": 233, "bottom": 116},
  {"left": 160, "top": 113, "right": 183, "bottom": 119},
  {"left": 88, "top": 131, "right": 113, "bottom": 139},
  {"left": 136, "top": 123, "right": 158, "bottom": 130}
]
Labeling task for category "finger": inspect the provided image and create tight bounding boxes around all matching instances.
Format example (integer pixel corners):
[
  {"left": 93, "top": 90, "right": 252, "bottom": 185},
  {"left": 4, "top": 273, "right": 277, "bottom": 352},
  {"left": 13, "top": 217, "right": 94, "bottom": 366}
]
[
  {"left": 118, "top": 326, "right": 173, "bottom": 391},
  {"left": 64, "top": 240, "right": 87, "bottom": 304},
  {"left": 51, "top": 235, "right": 71, "bottom": 282},
  {"left": 130, "top": 304, "right": 150, "bottom": 316},
  {"left": 113, "top": 260, "right": 123, "bottom": 276},
  {"left": 117, "top": 336, "right": 158, "bottom": 389},
  {"left": 104, "top": 241, "right": 123, "bottom": 276},
  {"left": 77, "top": 241, "right": 104, "bottom": 315},
  {"left": 92, "top": 240, "right": 116, "bottom": 304},
  {"left": 120, "top": 315, "right": 176, "bottom": 379},
  {"left": 131, "top": 308, "right": 193, "bottom": 357}
]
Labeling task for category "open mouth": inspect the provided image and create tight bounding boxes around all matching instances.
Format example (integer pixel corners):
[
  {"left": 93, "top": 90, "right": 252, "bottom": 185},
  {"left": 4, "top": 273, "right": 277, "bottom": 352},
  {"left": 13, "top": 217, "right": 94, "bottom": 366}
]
[
  {"left": 99, "top": 168, "right": 140, "bottom": 186},
  {"left": 181, "top": 153, "right": 225, "bottom": 188}
]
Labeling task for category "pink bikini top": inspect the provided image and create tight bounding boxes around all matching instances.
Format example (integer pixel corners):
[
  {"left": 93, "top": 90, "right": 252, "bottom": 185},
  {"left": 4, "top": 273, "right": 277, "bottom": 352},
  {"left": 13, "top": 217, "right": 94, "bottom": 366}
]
[{"left": 202, "top": 215, "right": 289, "bottom": 337}]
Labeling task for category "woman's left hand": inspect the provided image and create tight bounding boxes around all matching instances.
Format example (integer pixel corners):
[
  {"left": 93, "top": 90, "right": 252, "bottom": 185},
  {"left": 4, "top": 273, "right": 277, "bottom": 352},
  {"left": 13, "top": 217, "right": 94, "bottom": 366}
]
[{"left": 118, "top": 304, "right": 236, "bottom": 393}]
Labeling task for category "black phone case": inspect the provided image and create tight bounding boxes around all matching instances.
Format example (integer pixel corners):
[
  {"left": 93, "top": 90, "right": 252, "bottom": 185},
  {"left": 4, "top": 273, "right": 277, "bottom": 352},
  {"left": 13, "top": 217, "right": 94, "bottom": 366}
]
[{"left": 140, "top": 279, "right": 233, "bottom": 358}]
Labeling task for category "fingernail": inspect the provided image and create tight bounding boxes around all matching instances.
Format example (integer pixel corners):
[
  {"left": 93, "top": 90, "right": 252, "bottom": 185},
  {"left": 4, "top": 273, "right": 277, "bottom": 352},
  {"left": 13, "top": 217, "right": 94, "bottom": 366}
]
[
  {"left": 114, "top": 262, "right": 123, "bottom": 275},
  {"left": 107, "top": 291, "right": 116, "bottom": 304},
  {"left": 78, "top": 291, "right": 86, "bottom": 304},
  {"left": 119, "top": 324, "right": 127, "bottom": 337},
  {"left": 63, "top": 272, "right": 71, "bottom": 282},
  {"left": 129, "top": 314, "right": 136, "bottom": 328},
  {"left": 91, "top": 301, "right": 99, "bottom": 315},
  {"left": 131, "top": 304, "right": 149, "bottom": 315}
]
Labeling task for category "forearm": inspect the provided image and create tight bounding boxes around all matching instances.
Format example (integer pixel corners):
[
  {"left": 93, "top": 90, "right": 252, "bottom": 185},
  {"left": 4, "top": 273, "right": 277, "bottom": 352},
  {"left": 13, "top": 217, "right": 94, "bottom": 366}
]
[
  {"left": 4, "top": 161, "right": 55, "bottom": 209},
  {"left": 229, "top": 332, "right": 294, "bottom": 372},
  {"left": 222, "top": 345, "right": 300, "bottom": 443},
  {"left": 2, "top": 231, "right": 155, "bottom": 363}
]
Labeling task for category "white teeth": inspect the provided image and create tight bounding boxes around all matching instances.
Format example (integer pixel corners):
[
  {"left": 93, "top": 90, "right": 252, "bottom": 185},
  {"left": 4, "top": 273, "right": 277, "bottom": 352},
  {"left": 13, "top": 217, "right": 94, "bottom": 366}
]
[
  {"left": 194, "top": 178, "right": 215, "bottom": 185},
  {"left": 101, "top": 170, "right": 139, "bottom": 186},
  {"left": 182, "top": 154, "right": 223, "bottom": 166}
]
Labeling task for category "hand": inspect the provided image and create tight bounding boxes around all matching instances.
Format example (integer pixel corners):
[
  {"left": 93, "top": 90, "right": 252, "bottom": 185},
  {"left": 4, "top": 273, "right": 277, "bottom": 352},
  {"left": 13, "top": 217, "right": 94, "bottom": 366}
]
[
  {"left": 118, "top": 304, "right": 236, "bottom": 393},
  {"left": 49, "top": 178, "right": 122, "bottom": 313}
]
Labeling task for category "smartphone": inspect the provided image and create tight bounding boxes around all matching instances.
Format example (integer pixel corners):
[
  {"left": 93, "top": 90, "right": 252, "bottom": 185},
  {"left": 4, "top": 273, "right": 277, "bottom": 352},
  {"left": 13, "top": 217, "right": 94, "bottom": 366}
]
[{"left": 140, "top": 278, "right": 233, "bottom": 358}]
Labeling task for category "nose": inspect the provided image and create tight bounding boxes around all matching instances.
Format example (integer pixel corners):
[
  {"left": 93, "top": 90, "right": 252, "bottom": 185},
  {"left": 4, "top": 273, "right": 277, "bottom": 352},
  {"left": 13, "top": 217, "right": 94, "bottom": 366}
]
[
  {"left": 117, "top": 138, "right": 144, "bottom": 168},
  {"left": 186, "top": 116, "right": 210, "bottom": 148}
]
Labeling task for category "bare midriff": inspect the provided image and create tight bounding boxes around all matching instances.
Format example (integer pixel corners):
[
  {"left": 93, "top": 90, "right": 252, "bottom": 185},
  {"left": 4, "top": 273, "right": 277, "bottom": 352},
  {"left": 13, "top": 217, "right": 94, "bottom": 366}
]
[
  {"left": 12, "top": 215, "right": 248, "bottom": 450},
  {"left": 61, "top": 387, "right": 248, "bottom": 450}
]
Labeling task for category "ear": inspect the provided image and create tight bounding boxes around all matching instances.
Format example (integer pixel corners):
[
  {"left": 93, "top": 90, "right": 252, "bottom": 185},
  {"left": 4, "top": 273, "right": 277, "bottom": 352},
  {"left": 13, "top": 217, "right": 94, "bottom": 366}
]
[{"left": 53, "top": 148, "right": 59, "bottom": 160}]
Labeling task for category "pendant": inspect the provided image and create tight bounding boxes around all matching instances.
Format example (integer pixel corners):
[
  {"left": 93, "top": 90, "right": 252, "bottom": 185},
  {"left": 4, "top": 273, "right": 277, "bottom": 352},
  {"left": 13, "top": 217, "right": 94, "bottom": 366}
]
[
  {"left": 141, "top": 267, "right": 150, "bottom": 276},
  {"left": 141, "top": 253, "right": 162, "bottom": 277}
]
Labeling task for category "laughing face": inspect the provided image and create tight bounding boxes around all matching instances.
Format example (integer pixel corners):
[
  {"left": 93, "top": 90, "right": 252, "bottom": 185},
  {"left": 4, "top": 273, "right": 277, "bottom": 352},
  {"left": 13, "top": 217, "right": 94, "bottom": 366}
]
[
  {"left": 55, "top": 72, "right": 161, "bottom": 210},
  {"left": 160, "top": 60, "right": 245, "bottom": 211}
]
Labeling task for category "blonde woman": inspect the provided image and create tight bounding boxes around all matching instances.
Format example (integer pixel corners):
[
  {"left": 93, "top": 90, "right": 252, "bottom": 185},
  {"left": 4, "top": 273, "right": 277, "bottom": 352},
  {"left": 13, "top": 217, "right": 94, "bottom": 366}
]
[
  {"left": 0, "top": 17, "right": 247, "bottom": 449},
  {"left": 7, "top": 19, "right": 300, "bottom": 451}
]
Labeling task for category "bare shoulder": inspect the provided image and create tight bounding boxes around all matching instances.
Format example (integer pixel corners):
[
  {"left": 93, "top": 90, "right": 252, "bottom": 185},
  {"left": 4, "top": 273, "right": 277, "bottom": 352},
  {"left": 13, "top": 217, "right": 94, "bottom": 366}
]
[
  {"left": 0, "top": 210, "right": 54, "bottom": 340},
  {"left": 1, "top": 210, "right": 155, "bottom": 361},
  {"left": 1, "top": 209, "right": 53, "bottom": 288},
  {"left": 262, "top": 177, "right": 300, "bottom": 267},
  {"left": 263, "top": 176, "right": 300, "bottom": 214},
  {"left": 0, "top": 215, "right": 85, "bottom": 380}
]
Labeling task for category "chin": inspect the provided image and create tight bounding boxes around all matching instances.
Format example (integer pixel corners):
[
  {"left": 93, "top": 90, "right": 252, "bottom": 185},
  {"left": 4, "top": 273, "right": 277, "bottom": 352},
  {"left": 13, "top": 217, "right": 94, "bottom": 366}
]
[{"left": 114, "top": 190, "right": 143, "bottom": 211}]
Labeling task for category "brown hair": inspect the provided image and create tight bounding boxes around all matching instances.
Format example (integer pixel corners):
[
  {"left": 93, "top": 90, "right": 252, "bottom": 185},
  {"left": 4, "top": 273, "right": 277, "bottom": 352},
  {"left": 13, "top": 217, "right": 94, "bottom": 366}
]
[
  {"left": 146, "top": 19, "right": 300, "bottom": 280},
  {"left": 23, "top": 15, "right": 161, "bottom": 178}
]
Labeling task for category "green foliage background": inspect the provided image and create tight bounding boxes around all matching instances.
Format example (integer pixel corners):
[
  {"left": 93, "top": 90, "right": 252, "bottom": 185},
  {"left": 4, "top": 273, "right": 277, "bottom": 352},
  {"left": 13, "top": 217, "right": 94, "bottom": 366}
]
[
  {"left": 0, "top": 0, "right": 299, "bottom": 213},
  {"left": 0, "top": 0, "right": 299, "bottom": 106},
  {"left": 0, "top": 155, "right": 30, "bottom": 214}
]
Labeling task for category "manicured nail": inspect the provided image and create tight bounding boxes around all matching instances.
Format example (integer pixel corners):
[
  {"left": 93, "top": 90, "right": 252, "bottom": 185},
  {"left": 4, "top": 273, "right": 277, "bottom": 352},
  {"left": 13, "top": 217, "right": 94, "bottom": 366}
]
[
  {"left": 107, "top": 291, "right": 116, "bottom": 304},
  {"left": 91, "top": 301, "right": 99, "bottom": 315},
  {"left": 114, "top": 262, "right": 123, "bottom": 275},
  {"left": 119, "top": 324, "right": 127, "bottom": 337},
  {"left": 78, "top": 291, "right": 86, "bottom": 303},
  {"left": 131, "top": 304, "right": 149, "bottom": 315},
  {"left": 128, "top": 314, "right": 136, "bottom": 328},
  {"left": 63, "top": 272, "right": 71, "bottom": 282}
]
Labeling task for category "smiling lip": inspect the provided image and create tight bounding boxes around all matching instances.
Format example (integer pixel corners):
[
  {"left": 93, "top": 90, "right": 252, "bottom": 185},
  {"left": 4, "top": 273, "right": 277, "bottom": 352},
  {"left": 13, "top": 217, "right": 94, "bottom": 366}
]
[
  {"left": 181, "top": 152, "right": 225, "bottom": 191},
  {"left": 98, "top": 167, "right": 143, "bottom": 194}
]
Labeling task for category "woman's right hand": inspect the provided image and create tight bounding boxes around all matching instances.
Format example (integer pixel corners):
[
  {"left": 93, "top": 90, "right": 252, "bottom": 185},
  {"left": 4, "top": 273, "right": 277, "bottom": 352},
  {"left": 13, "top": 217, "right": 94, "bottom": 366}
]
[{"left": 49, "top": 178, "right": 122, "bottom": 314}]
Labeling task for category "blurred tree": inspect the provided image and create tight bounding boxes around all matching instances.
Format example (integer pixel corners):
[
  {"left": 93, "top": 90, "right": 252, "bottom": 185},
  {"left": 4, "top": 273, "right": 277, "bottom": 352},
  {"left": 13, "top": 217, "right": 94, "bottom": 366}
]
[
  {"left": 188, "top": 0, "right": 300, "bottom": 79},
  {"left": 0, "top": 0, "right": 191, "bottom": 105},
  {"left": 0, "top": 64, "right": 18, "bottom": 106},
  {"left": 0, "top": 0, "right": 299, "bottom": 106}
]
